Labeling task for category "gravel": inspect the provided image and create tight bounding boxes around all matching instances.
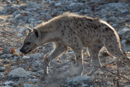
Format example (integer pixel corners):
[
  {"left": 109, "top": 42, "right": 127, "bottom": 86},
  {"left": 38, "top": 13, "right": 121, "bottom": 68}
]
[
  {"left": 8, "top": 67, "right": 30, "bottom": 78},
  {"left": 3, "top": 47, "right": 10, "bottom": 54},
  {"left": 0, "top": 0, "right": 130, "bottom": 86},
  {"left": 0, "top": 67, "right": 6, "bottom": 72}
]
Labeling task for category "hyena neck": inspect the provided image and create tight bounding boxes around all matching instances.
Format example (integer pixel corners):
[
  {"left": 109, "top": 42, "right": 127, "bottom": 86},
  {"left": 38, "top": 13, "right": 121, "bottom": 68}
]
[
  {"left": 34, "top": 19, "right": 61, "bottom": 44},
  {"left": 35, "top": 21, "right": 56, "bottom": 32},
  {"left": 42, "top": 31, "right": 60, "bottom": 43}
]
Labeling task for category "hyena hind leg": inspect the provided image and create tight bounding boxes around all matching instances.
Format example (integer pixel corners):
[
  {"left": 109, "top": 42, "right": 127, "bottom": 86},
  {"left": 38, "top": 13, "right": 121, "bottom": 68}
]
[
  {"left": 87, "top": 43, "right": 103, "bottom": 76},
  {"left": 105, "top": 42, "right": 130, "bottom": 68}
]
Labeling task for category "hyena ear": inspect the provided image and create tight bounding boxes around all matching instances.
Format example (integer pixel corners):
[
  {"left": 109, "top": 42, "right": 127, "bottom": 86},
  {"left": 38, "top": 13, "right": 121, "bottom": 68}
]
[
  {"left": 28, "top": 28, "right": 32, "bottom": 33},
  {"left": 33, "top": 29, "right": 41, "bottom": 39},
  {"left": 26, "top": 26, "right": 32, "bottom": 33}
]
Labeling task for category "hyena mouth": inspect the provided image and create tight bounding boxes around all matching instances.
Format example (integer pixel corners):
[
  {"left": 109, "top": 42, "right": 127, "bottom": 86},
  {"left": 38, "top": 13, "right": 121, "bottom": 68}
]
[
  {"left": 20, "top": 49, "right": 32, "bottom": 54},
  {"left": 26, "top": 49, "right": 32, "bottom": 53}
]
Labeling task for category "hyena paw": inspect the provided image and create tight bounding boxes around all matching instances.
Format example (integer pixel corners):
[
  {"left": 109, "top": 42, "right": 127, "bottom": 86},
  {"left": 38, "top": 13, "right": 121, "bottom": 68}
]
[
  {"left": 73, "top": 64, "right": 83, "bottom": 76},
  {"left": 40, "top": 75, "right": 48, "bottom": 81}
]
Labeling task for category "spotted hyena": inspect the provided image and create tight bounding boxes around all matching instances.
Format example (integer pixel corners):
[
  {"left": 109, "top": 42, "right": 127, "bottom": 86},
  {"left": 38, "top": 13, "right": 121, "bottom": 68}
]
[{"left": 20, "top": 12, "right": 130, "bottom": 78}]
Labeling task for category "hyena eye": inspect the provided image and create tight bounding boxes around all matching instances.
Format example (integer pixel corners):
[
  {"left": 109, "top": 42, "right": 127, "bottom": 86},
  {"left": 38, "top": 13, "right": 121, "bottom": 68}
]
[{"left": 26, "top": 42, "right": 31, "bottom": 45}]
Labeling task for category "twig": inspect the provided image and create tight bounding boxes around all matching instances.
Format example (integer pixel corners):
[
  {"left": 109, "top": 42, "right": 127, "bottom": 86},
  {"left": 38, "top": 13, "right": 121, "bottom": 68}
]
[
  {"left": 100, "top": 67, "right": 130, "bottom": 82},
  {"left": 116, "top": 42, "right": 120, "bottom": 87},
  {"left": 92, "top": 65, "right": 130, "bottom": 82}
]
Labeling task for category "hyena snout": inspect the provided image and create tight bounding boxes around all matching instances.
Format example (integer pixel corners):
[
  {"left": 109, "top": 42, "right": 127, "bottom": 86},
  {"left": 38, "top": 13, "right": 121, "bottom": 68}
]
[
  {"left": 20, "top": 46, "right": 32, "bottom": 54},
  {"left": 20, "top": 48, "right": 26, "bottom": 54}
]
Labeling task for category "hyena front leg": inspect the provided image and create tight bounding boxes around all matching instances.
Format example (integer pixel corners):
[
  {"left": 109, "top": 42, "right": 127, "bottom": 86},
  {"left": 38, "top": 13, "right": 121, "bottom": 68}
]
[
  {"left": 72, "top": 47, "right": 84, "bottom": 76},
  {"left": 43, "top": 41, "right": 67, "bottom": 77},
  {"left": 88, "top": 43, "right": 103, "bottom": 76}
]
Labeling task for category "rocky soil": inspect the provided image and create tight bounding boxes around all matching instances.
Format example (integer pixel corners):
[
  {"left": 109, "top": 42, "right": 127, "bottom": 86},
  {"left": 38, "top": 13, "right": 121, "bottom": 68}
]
[{"left": 0, "top": 0, "right": 130, "bottom": 87}]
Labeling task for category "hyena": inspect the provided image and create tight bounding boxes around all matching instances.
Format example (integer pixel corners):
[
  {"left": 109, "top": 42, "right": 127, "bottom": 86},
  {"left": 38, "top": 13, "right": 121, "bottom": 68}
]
[{"left": 20, "top": 12, "right": 130, "bottom": 78}]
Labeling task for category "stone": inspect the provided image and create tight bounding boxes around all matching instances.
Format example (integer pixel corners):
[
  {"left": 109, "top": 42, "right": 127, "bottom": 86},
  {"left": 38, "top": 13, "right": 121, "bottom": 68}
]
[
  {"left": 69, "top": 3, "right": 76, "bottom": 7},
  {"left": 2, "top": 58, "right": 9, "bottom": 64},
  {"left": 118, "top": 28, "right": 130, "bottom": 36},
  {"left": 5, "top": 6, "right": 17, "bottom": 14},
  {"left": 106, "top": 81, "right": 114, "bottom": 86},
  {"left": 0, "top": 18, "right": 3, "bottom": 21},
  {"left": 89, "top": 0, "right": 105, "bottom": 4},
  {"left": 30, "top": 54, "right": 44, "bottom": 59},
  {"left": 118, "top": 28, "right": 130, "bottom": 41},
  {"left": 15, "top": 4, "right": 27, "bottom": 10},
  {"left": 8, "top": 67, "right": 30, "bottom": 77},
  {"left": 6, "top": 54, "right": 12, "bottom": 58},
  {"left": 24, "top": 84, "right": 33, "bottom": 87},
  {"left": 120, "top": 9, "right": 128, "bottom": 14},
  {"left": 124, "top": 46, "right": 130, "bottom": 52},
  {"left": 106, "top": 59, "right": 116, "bottom": 64},
  {"left": 13, "top": 56, "right": 20, "bottom": 62},
  {"left": 0, "top": 67, "right": 6, "bottom": 72},
  {"left": 109, "top": 16, "right": 116, "bottom": 22},
  {"left": 12, "top": 10, "right": 21, "bottom": 17},
  {"left": 55, "top": 3, "right": 61, "bottom": 7},
  {"left": 65, "top": 76, "right": 93, "bottom": 87},
  {"left": 27, "top": 1, "right": 40, "bottom": 9},
  {"left": 0, "top": 73, "right": 5, "bottom": 80},
  {"left": 15, "top": 14, "right": 22, "bottom": 19},
  {"left": 11, "top": 14, "right": 23, "bottom": 23},
  {"left": 121, "top": 39, "right": 127, "bottom": 44},
  {"left": 31, "top": 67, "right": 38, "bottom": 72},
  {"left": 37, "top": 70, "right": 44, "bottom": 74},
  {"left": 67, "top": 52, "right": 75, "bottom": 56},
  {"left": 68, "top": 56, "right": 75, "bottom": 61},
  {"left": 31, "top": 79, "right": 39, "bottom": 83},
  {"left": 57, "top": 70, "right": 73, "bottom": 79},
  {"left": 124, "top": 85, "right": 130, "bottom": 87},
  {"left": 3, "top": 81, "right": 14, "bottom": 87},
  {"left": 22, "top": 56, "right": 31, "bottom": 60},
  {"left": 10, "top": 18, "right": 17, "bottom": 23},
  {"left": 82, "top": 84, "right": 88, "bottom": 87},
  {"left": 0, "top": 54, "right": 6, "bottom": 58},
  {"left": 17, "top": 33, "right": 23, "bottom": 37},
  {"left": 97, "top": 70, "right": 104, "bottom": 75},
  {"left": 0, "top": 63, "right": 3, "bottom": 67},
  {"left": 3, "top": 47, "right": 10, "bottom": 54},
  {"left": 0, "top": 52, "right": 2, "bottom": 55},
  {"left": 33, "top": 60, "right": 43, "bottom": 68},
  {"left": 11, "top": 66, "right": 17, "bottom": 70}
]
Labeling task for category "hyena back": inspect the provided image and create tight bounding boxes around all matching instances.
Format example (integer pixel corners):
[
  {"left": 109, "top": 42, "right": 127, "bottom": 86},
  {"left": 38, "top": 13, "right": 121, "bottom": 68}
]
[{"left": 20, "top": 12, "right": 130, "bottom": 77}]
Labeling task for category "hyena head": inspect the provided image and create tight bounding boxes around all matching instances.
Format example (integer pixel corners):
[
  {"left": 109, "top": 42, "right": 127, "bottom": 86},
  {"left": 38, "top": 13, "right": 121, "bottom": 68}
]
[{"left": 20, "top": 29, "right": 42, "bottom": 54}]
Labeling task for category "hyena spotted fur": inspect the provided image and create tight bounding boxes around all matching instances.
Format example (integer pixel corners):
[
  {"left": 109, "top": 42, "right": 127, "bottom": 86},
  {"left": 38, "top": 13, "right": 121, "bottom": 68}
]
[{"left": 20, "top": 12, "right": 130, "bottom": 78}]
